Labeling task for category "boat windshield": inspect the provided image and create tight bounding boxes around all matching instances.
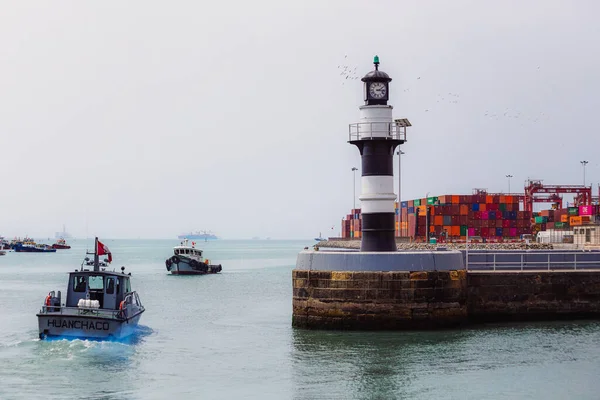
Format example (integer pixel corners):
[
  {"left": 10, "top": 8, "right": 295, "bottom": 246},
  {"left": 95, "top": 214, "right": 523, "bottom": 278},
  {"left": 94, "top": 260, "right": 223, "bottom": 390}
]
[{"left": 88, "top": 276, "right": 104, "bottom": 290}]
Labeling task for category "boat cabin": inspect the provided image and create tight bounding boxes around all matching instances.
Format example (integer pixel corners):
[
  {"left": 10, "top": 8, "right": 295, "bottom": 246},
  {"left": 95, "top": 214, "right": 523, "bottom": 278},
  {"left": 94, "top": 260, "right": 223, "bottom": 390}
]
[
  {"left": 65, "top": 270, "right": 140, "bottom": 311},
  {"left": 174, "top": 246, "right": 203, "bottom": 258},
  {"left": 173, "top": 239, "right": 204, "bottom": 260}
]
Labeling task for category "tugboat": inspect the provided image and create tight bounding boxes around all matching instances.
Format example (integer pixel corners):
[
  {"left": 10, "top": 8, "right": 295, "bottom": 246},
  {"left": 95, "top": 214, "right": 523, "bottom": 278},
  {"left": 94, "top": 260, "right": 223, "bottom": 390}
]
[
  {"left": 36, "top": 237, "right": 145, "bottom": 340},
  {"left": 52, "top": 238, "right": 71, "bottom": 249},
  {"left": 14, "top": 241, "right": 57, "bottom": 253},
  {"left": 165, "top": 239, "right": 222, "bottom": 275}
]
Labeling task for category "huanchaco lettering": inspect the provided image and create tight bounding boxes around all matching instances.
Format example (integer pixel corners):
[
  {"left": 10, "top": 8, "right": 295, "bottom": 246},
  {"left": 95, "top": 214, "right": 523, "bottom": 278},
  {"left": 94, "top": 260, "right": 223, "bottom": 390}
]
[{"left": 47, "top": 319, "right": 110, "bottom": 331}]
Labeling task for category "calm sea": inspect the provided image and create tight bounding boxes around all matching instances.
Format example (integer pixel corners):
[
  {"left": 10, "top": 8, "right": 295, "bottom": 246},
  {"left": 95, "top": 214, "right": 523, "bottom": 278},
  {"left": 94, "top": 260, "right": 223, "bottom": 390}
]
[{"left": 1, "top": 239, "right": 600, "bottom": 400}]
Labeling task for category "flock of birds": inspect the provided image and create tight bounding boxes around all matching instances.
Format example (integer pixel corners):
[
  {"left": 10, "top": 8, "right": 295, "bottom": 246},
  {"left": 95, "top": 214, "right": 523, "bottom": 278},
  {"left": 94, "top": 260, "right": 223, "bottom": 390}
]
[{"left": 337, "top": 55, "right": 549, "bottom": 126}]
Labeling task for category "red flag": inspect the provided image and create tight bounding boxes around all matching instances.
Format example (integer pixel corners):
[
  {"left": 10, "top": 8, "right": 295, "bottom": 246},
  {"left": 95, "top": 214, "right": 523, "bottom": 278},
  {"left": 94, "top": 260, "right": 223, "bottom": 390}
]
[{"left": 97, "top": 240, "right": 113, "bottom": 263}]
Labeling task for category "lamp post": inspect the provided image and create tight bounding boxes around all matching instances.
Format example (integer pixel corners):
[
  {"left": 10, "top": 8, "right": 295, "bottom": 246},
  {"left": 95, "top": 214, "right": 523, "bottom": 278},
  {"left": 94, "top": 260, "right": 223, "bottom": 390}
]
[
  {"left": 506, "top": 174, "right": 513, "bottom": 193},
  {"left": 352, "top": 167, "right": 358, "bottom": 212},
  {"left": 425, "top": 191, "right": 430, "bottom": 242},
  {"left": 396, "top": 150, "right": 405, "bottom": 237},
  {"left": 581, "top": 161, "right": 589, "bottom": 186}
]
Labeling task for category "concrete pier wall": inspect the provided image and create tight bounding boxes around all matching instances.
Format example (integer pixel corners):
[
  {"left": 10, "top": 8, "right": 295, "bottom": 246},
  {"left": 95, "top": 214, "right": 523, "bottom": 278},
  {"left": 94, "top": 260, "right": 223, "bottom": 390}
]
[
  {"left": 292, "top": 270, "right": 468, "bottom": 330},
  {"left": 293, "top": 269, "right": 600, "bottom": 330},
  {"left": 468, "top": 271, "right": 600, "bottom": 322}
]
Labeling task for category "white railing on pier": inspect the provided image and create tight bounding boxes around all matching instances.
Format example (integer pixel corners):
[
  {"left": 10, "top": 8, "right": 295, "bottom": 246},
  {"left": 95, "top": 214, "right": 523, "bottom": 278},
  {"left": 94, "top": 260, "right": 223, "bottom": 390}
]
[
  {"left": 465, "top": 251, "right": 600, "bottom": 271},
  {"left": 348, "top": 122, "right": 407, "bottom": 141}
]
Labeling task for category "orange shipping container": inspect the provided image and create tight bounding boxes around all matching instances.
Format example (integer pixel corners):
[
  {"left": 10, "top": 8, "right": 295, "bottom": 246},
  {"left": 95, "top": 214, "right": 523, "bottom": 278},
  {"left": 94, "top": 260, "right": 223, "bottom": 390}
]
[
  {"left": 451, "top": 195, "right": 459, "bottom": 204},
  {"left": 499, "top": 195, "right": 506, "bottom": 204},
  {"left": 480, "top": 204, "right": 487, "bottom": 212},
  {"left": 430, "top": 226, "right": 435, "bottom": 233},
  {"left": 443, "top": 226, "right": 452, "bottom": 234},
  {"left": 506, "top": 195, "right": 513, "bottom": 203},
  {"left": 460, "top": 205, "right": 469, "bottom": 215},
  {"left": 451, "top": 226, "right": 461, "bottom": 236},
  {"left": 561, "top": 215, "right": 569, "bottom": 223},
  {"left": 570, "top": 216, "right": 583, "bottom": 226},
  {"left": 434, "top": 215, "right": 443, "bottom": 225},
  {"left": 486, "top": 195, "right": 493, "bottom": 203}
]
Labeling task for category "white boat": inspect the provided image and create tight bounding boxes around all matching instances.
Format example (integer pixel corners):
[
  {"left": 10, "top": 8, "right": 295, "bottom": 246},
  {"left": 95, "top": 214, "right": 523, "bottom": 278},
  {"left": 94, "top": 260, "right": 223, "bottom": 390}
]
[
  {"left": 165, "top": 239, "right": 222, "bottom": 275},
  {"left": 314, "top": 232, "right": 326, "bottom": 242}
]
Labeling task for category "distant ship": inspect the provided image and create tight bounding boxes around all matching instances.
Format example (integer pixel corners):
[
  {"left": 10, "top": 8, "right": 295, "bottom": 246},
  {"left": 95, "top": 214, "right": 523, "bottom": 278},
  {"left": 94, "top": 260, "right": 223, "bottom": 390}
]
[
  {"left": 177, "top": 231, "right": 219, "bottom": 240},
  {"left": 55, "top": 225, "right": 72, "bottom": 240}
]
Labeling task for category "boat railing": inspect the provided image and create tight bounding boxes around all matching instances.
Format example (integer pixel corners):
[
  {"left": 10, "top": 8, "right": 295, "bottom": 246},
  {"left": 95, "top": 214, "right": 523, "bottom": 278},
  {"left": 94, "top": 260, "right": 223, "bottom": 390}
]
[
  {"left": 41, "top": 305, "right": 124, "bottom": 319},
  {"left": 465, "top": 250, "right": 600, "bottom": 271}
]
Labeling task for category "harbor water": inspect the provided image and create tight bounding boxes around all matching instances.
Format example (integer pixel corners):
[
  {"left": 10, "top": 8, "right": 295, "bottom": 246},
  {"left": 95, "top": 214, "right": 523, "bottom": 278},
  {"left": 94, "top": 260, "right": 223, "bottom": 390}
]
[{"left": 1, "top": 239, "right": 600, "bottom": 399}]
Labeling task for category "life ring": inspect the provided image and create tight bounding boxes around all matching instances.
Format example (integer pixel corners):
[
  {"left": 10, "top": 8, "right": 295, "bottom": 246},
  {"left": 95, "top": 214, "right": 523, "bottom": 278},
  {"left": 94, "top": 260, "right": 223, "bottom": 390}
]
[
  {"left": 45, "top": 294, "right": 51, "bottom": 307},
  {"left": 171, "top": 255, "right": 180, "bottom": 264},
  {"left": 119, "top": 300, "right": 125, "bottom": 310}
]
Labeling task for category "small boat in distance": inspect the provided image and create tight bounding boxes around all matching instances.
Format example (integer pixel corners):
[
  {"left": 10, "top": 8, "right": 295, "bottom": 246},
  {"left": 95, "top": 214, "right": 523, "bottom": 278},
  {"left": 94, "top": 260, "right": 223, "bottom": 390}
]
[
  {"left": 165, "top": 239, "right": 222, "bottom": 275},
  {"left": 37, "top": 237, "right": 145, "bottom": 340},
  {"left": 52, "top": 238, "right": 71, "bottom": 250},
  {"left": 314, "top": 232, "right": 326, "bottom": 242},
  {"left": 14, "top": 241, "right": 57, "bottom": 253}
]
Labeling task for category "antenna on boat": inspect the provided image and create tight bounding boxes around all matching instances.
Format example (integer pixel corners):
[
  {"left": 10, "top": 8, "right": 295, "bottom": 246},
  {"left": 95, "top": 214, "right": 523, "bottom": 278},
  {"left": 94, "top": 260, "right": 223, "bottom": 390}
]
[{"left": 93, "top": 237, "right": 99, "bottom": 272}]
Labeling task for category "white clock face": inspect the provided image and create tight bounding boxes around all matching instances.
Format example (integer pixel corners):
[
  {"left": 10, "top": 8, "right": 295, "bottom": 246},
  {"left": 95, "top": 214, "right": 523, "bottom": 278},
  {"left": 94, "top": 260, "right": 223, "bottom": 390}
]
[{"left": 369, "top": 82, "right": 387, "bottom": 99}]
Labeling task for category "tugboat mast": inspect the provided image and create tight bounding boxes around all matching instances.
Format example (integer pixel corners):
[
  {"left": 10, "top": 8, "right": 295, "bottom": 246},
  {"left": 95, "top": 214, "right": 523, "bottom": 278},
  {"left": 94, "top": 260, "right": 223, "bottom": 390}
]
[{"left": 94, "top": 237, "right": 99, "bottom": 272}]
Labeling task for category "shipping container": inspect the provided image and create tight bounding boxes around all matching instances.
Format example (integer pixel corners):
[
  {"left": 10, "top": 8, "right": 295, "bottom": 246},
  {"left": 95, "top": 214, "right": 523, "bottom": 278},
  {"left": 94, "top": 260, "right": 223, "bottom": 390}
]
[
  {"left": 579, "top": 205, "right": 593, "bottom": 216},
  {"left": 570, "top": 216, "right": 583, "bottom": 226},
  {"left": 568, "top": 207, "right": 579, "bottom": 215}
]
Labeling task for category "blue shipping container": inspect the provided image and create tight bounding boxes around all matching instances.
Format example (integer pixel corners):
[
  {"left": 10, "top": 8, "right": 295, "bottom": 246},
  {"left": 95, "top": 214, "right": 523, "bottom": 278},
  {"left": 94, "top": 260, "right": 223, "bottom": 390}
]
[
  {"left": 495, "top": 228, "right": 503, "bottom": 236},
  {"left": 472, "top": 204, "right": 480, "bottom": 211},
  {"left": 408, "top": 207, "right": 415, "bottom": 213},
  {"left": 401, "top": 201, "right": 408, "bottom": 208},
  {"left": 488, "top": 211, "right": 496, "bottom": 220}
]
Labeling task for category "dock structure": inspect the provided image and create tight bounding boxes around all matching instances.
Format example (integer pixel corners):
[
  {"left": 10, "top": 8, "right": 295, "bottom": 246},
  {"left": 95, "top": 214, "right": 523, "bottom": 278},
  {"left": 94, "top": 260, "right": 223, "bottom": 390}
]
[{"left": 292, "top": 56, "right": 600, "bottom": 330}]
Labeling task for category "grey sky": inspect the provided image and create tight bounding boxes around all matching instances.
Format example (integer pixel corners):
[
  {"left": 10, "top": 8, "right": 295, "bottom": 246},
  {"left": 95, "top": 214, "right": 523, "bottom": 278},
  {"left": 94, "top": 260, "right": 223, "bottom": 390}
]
[{"left": 1, "top": 1, "right": 598, "bottom": 239}]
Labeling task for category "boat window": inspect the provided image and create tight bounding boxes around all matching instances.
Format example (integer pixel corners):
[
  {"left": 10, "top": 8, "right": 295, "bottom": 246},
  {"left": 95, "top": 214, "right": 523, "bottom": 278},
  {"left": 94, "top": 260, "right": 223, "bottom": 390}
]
[
  {"left": 88, "top": 276, "right": 104, "bottom": 290},
  {"left": 125, "top": 278, "right": 131, "bottom": 293},
  {"left": 73, "top": 276, "right": 87, "bottom": 292},
  {"left": 106, "top": 277, "right": 115, "bottom": 294}
]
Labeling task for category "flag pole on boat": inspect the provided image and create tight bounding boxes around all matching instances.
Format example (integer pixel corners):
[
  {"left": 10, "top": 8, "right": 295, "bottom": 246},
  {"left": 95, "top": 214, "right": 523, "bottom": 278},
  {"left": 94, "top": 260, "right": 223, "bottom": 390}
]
[{"left": 94, "top": 237, "right": 99, "bottom": 272}]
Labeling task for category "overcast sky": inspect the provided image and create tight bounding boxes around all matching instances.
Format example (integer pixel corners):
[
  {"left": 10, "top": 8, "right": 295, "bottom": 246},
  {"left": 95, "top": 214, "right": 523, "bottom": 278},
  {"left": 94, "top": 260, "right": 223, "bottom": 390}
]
[{"left": 0, "top": 1, "right": 598, "bottom": 239}]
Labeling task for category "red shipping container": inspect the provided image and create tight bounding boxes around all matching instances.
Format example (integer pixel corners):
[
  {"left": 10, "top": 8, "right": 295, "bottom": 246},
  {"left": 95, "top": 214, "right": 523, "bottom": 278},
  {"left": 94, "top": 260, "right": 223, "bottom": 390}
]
[
  {"left": 502, "top": 220, "right": 511, "bottom": 228},
  {"left": 502, "top": 229, "right": 510, "bottom": 237},
  {"left": 481, "top": 227, "right": 490, "bottom": 237},
  {"left": 481, "top": 211, "right": 489, "bottom": 220},
  {"left": 459, "top": 216, "right": 468, "bottom": 225},
  {"left": 474, "top": 211, "right": 482, "bottom": 219},
  {"left": 509, "top": 228, "right": 517, "bottom": 236},
  {"left": 474, "top": 228, "right": 482, "bottom": 236},
  {"left": 451, "top": 216, "right": 460, "bottom": 225},
  {"left": 472, "top": 220, "right": 481, "bottom": 228},
  {"left": 488, "top": 203, "right": 499, "bottom": 211}
]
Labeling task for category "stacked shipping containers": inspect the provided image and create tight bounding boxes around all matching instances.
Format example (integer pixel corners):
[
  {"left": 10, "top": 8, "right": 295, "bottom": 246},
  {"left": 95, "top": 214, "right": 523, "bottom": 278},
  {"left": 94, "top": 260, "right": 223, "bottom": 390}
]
[
  {"left": 342, "top": 197, "right": 599, "bottom": 241},
  {"left": 341, "top": 208, "right": 362, "bottom": 239},
  {"left": 399, "top": 194, "right": 532, "bottom": 241},
  {"left": 533, "top": 205, "right": 599, "bottom": 233}
]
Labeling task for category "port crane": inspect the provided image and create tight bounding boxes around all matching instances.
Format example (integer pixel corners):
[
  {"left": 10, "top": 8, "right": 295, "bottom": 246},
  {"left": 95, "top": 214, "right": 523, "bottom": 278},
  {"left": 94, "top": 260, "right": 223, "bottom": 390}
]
[{"left": 524, "top": 180, "right": 592, "bottom": 212}]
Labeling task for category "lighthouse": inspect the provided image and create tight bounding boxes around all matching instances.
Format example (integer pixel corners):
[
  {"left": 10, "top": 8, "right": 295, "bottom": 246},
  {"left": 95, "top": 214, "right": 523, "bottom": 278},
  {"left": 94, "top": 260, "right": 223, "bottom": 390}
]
[{"left": 349, "top": 56, "right": 410, "bottom": 252}]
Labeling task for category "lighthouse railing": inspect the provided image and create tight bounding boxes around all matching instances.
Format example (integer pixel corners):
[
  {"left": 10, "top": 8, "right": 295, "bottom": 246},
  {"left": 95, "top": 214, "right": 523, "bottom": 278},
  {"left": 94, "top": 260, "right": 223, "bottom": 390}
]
[{"left": 348, "top": 122, "right": 407, "bottom": 141}]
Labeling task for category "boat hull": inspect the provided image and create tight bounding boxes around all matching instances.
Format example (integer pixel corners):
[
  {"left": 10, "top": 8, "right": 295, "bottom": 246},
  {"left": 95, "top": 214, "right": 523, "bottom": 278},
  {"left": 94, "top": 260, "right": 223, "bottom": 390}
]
[
  {"left": 51, "top": 244, "right": 71, "bottom": 249},
  {"left": 166, "top": 258, "right": 222, "bottom": 275},
  {"left": 37, "top": 312, "right": 143, "bottom": 340},
  {"left": 15, "top": 247, "right": 56, "bottom": 253}
]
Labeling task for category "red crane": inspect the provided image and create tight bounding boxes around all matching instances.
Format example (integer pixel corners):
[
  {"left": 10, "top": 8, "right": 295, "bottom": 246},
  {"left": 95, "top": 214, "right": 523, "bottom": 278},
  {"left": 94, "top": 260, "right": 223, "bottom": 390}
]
[{"left": 524, "top": 180, "right": 591, "bottom": 213}]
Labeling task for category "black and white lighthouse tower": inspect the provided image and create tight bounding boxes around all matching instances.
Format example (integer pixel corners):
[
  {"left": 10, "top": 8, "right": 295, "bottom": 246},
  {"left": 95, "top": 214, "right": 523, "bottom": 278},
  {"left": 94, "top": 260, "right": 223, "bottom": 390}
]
[{"left": 349, "top": 56, "right": 410, "bottom": 252}]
